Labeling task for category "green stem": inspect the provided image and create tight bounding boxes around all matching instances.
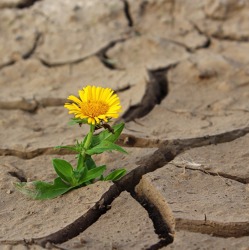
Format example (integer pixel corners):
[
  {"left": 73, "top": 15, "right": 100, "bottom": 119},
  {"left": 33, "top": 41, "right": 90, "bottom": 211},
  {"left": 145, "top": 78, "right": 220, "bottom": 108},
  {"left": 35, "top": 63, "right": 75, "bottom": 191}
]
[
  {"left": 84, "top": 124, "right": 95, "bottom": 151},
  {"left": 77, "top": 124, "right": 95, "bottom": 171}
]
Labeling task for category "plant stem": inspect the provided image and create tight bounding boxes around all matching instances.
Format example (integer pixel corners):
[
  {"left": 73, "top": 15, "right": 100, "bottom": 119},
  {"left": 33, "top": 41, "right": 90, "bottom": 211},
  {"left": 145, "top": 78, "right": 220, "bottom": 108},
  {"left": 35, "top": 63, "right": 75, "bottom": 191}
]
[
  {"left": 84, "top": 124, "right": 95, "bottom": 150},
  {"left": 78, "top": 124, "right": 95, "bottom": 171}
]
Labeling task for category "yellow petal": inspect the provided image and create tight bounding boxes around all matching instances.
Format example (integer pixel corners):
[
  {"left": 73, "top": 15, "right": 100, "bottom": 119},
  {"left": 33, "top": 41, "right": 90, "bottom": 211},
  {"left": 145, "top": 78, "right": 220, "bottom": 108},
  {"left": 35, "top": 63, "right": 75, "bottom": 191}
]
[{"left": 67, "top": 95, "right": 82, "bottom": 106}]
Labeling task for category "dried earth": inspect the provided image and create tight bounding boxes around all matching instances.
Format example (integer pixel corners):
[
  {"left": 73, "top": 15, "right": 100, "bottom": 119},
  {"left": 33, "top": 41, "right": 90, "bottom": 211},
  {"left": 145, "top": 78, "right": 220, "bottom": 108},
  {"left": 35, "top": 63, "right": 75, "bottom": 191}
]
[{"left": 1, "top": 0, "right": 249, "bottom": 249}]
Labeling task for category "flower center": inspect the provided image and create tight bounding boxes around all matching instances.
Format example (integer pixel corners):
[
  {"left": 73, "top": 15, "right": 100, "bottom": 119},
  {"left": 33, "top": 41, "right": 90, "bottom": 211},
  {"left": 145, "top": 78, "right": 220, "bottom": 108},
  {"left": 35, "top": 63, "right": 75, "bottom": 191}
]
[{"left": 81, "top": 101, "right": 109, "bottom": 117}]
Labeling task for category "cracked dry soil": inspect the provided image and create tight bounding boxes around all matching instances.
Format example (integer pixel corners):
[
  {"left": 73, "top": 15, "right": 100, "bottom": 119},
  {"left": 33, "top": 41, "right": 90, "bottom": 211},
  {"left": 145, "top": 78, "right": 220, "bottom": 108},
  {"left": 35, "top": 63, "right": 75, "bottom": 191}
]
[{"left": 1, "top": 0, "right": 249, "bottom": 249}]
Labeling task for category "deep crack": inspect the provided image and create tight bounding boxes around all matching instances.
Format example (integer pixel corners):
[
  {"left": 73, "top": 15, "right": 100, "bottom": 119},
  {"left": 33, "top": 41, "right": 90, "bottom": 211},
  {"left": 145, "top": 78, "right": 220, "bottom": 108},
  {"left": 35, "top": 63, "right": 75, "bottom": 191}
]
[
  {"left": 116, "top": 143, "right": 177, "bottom": 193},
  {"left": 131, "top": 193, "right": 174, "bottom": 250},
  {"left": 121, "top": 66, "right": 171, "bottom": 122}
]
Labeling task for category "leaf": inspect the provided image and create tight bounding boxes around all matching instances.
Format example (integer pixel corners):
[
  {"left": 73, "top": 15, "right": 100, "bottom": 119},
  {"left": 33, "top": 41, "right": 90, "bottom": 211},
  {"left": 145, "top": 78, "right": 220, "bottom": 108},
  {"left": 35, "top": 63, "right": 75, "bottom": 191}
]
[
  {"left": 73, "top": 166, "right": 87, "bottom": 182},
  {"left": 86, "top": 141, "right": 127, "bottom": 155},
  {"left": 82, "top": 133, "right": 88, "bottom": 147},
  {"left": 68, "top": 118, "right": 88, "bottom": 126},
  {"left": 85, "top": 155, "right": 97, "bottom": 170},
  {"left": 14, "top": 177, "right": 73, "bottom": 200},
  {"left": 91, "top": 123, "right": 124, "bottom": 147},
  {"left": 76, "top": 154, "right": 84, "bottom": 171},
  {"left": 52, "top": 158, "right": 75, "bottom": 186},
  {"left": 78, "top": 165, "right": 106, "bottom": 185},
  {"left": 103, "top": 169, "right": 127, "bottom": 181}
]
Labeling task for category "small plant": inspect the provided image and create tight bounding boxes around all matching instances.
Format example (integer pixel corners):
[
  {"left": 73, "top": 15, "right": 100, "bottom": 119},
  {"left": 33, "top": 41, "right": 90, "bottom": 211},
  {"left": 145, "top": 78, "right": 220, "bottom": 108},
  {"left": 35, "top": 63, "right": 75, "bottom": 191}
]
[{"left": 15, "top": 86, "right": 127, "bottom": 199}]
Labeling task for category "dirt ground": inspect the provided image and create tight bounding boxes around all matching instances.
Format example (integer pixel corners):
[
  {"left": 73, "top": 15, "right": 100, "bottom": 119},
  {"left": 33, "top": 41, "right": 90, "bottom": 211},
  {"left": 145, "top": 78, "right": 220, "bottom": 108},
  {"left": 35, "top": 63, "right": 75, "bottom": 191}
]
[{"left": 1, "top": 0, "right": 249, "bottom": 249}]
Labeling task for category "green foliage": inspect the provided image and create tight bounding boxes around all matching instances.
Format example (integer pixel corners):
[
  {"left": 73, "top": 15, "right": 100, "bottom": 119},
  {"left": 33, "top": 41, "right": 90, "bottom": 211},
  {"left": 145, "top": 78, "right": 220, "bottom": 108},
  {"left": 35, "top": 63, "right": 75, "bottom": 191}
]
[
  {"left": 14, "top": 177, "right": 73, "bottom": 200},
  {"left": 54, "top": 139, "right": 84, "bottom": 153},
  {"left": 68, "top": 118, "right": 88, "bottom": 126},
  {"left": 86, "top": 141, "right": 127, "bottom": 155},
  {"left": 53, "top": 159, "right": 76, "bottom": 186},
  {"left": 84, "top": 155, "right": 97, "bottom": 170},
  {"left": 77, "top": 165, "right": 106, "bottom": 185},
  {"left": 15, "top": 122, "right": 127, "bottom": 200},
  {"left": 103, "top": 169, "right": 127, "bottom": 181},
  {"left": 91, "top": 123, "right": 124, "bottom": 146}
]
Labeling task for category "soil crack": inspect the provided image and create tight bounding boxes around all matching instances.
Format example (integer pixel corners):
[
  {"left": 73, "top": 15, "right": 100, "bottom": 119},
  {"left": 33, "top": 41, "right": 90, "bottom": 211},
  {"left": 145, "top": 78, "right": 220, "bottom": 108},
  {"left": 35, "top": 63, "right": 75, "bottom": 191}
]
[
  {"left": 121, "top": 66, "right": 172, "bottom": 122},
  {"left": 131, "top": 193, "right": 174, "bottom": 250},
  {"left": 0, "top": 146, "right": 76, "bottom": 159},
  {"left": 23, "top": 32, "right": 42, "bottom": 59},
  {"left": 2, "top": 124, "right": 249, "bottom": 159},
  {"left": 170, "top": 160, "right": 249, "bottom": 184},
  {"left": 0, "top": 32, "right": 41, "bottom": 72},
  {"left": 0, "top": 133, "right": 161, "bottom": 159},
  {"left": 176, "top": 218, "right": 249, "bottom": 238},
  {"left": 192, "top": 21, "right": 249, "bottom": 43},
  {"left": 121, "top": 0, "right": 133, "bottom": 27},
  {"left": 17, "top": 0, "right": 41, "bottom": 8},
  {"left": 163, "top": 125, "right": 249, "bottom": 151},
  {"left": 0, "top": 0, "right": 41, "bottom": 8},
  {"left": 8, "top": 171, "right": 27, "bottom": 182},
  {"left": 0, "top": 98, "right": 38, "bottom": 112},
  {"left": 0, "top": 61, "right": 15, "bottom": 71},
  {"left": 39, "top": 37, "right": 130, "bottom": 68},
  {"left": 96, "top": 38, "right": 127, "bottom": 70}
]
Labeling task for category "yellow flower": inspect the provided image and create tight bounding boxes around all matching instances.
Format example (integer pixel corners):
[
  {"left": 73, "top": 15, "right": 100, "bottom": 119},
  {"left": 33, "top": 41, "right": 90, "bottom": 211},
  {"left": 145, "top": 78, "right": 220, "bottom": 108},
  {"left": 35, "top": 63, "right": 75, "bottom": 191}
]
[{"left": 64, "top": 85, "right": 121, "bottom": 125}]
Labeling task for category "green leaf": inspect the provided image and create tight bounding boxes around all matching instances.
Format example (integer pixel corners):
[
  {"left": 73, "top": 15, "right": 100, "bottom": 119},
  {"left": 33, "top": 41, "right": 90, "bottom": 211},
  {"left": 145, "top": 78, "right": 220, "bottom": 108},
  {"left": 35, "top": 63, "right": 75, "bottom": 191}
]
[
  {"left": 92, "top": 123, "right": 125, "bottom": 147},
  {"left": 103, "top": 169, "right": 127, "bottom": 181},
  {"left": 68, "top": 118, "right": 88, "bottom": 126},
  {"left": 85, "top": 155, "right": 97, "bottom": 170},
  {"left": 86, "top": 140, "right": 127, "bottom": 155},
  {"left": 78, "top": 165, "right": 106, "bottom": 184},
  {"left": 82, "top": 134, "right": 88, "bottom": 147},
  {"left": 14, "top": 177, "right": 73, "bottom": 200},
  {"left": 52, "top": 158, "right": 75, "bottom": 186},
  {"left": 73, "top": 166, "right": 87, "bottom": 182},
  {"left": 76, "top": 154, "right": 84, "bottom": 171}
]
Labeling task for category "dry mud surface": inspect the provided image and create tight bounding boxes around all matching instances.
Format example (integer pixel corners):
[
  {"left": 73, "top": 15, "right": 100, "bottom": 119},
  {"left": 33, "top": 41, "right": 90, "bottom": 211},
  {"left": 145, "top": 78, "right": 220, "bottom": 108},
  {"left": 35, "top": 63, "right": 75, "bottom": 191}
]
[{"left": 1, "top": 0, "right": 249, "bottom": 249}]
